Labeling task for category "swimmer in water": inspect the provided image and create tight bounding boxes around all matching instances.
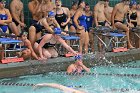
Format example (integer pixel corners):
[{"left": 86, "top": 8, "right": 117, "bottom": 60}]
[
  {"left": 34, "top": 83, "right": 86, "bottom": 93},
  {"left": 67, "top": 54, "right": 90, "bottom": 74}
]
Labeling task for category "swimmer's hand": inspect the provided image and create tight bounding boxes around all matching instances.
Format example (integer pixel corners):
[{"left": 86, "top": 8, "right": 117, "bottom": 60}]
[
  {"left": 77, "top": 26, "right": 84, "bottom": 30},
  {"left": 61, "top": 22, "right": 67, "bottom": 26}
]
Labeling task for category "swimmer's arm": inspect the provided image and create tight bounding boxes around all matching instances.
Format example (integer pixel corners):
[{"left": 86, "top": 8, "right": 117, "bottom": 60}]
[
  {"left": 65, "top": 8, "right": 71, "bottom": 25},
  {"left": 58, "top": 37, "right": 77, "bottom": 55},
  {"left": 79, "top": 62, "right": 90, "bottom": 72},
  {"left": 53, "top": 19, "right": 60, "bottom": 28},
  {"left": 10, "top": 2, "right": 22, "bottom": 24},
  {"left": 73, "top": 11, "right": 81, "bottom": 29},
  {"left": 94, "top": 6, "right": 98, "bottom": 27},
  {"left": 25, "top": 39, "right": 39, "bottom": 60},
  {"left": 21, "top": 9, "right": 24, "bottom": 24},
  {"left": 111, "top": 5, "right": 117, "bottom": 28},
  {"left": 67, "top": 64, "right": 73, "bottom": 73},
  {"left": 2, "top": 9, "right": 12, "bottom": 24},
  {"left": 28, "top": 1, "right": 39, "bottom": 15},
  {"left": 34, "top": 83, "right": 85, "bottom": 93},
  {"left": 41, "top": 18, "right": 54, "bottom": 34}
]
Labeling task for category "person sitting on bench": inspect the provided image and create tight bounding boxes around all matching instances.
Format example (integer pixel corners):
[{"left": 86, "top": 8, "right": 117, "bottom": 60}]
[{"left": 111, "top": 0, "right": 134, "bottom": 49}]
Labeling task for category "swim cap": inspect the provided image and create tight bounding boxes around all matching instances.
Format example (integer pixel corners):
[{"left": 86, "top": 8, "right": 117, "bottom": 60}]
[
  {"left": 75, "top": 54, "right": 82, "bottom": 60},
  {"left": 48, "top": 11, "right": 55, "bottom": 17},
  {"left": 54, "top": 27, "right": 62, "bottom": 35}
]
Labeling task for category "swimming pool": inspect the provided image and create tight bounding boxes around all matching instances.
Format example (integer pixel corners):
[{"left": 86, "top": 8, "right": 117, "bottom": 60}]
[{"left": 0, "top": 60, "right": 140, "bottom": 93}]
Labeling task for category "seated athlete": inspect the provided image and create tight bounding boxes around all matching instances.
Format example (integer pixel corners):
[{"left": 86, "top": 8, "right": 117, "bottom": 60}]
[
  {"left": 34, "top": 27, "right": 77, "bottom": 60},
  {"left": 111, "top": 0, "right": 134, "bottom": 49},
  {"left": 67, "top": 54, "right": 90, "bottom": 74},
  {"left": 34, "top": 83, "right": 85, "bottom": 93},
  {"left": 0, "top": 0, "right": 12, "bottom": 33},
  {"left": 12, "top": 31, "right": 40, "bottom": 60}
]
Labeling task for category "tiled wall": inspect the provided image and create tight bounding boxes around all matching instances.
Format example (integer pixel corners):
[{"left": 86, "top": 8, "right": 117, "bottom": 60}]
[{"left": 6, "top": 0, "right": 139, "bottom": 26}]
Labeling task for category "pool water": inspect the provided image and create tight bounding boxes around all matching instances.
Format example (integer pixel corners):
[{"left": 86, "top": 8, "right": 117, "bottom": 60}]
[{"left": 0, "top": 61, "right": 140, "bottom": 93}]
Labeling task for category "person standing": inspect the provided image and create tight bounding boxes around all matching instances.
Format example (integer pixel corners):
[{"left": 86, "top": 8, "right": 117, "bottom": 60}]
[
  {"left": 74, "top": 0, "right": 89, "bottom": 54},
  {"left": 9, "top": 0, "right": 26, "bottom": 36}
]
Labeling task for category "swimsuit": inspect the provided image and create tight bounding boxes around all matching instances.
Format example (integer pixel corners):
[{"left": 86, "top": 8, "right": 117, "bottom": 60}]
[
  {"left": 86, "top": 16, "right": 93, "bottom": 32},
  {"left": 98, "top": 21, "right": 106, "bottom": 26},
  {"left": 78, "top": 14, "right": 87, "bottom": 32},
  {"left": 55, "top": 9, "right": 67, "bottom": 30},
  {"left": 31, "top": 20, "right": 44, "bottom": 33},
  {"left": 129, "top": 12, "right": 137, "bottom": 27},
  {"left": 114, "top": 20, "right": 124, "bottom": 24},
  {"left": 0, "top": 10, "right": 8, "bottom": 33},
  {"left": 36, "top": 37, "right": 55, "bottom": 49}
]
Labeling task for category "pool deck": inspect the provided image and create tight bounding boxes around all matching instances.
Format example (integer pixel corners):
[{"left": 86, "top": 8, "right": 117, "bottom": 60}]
[{"left": 0, "top": 48, "right": 140, "bottom": 79}]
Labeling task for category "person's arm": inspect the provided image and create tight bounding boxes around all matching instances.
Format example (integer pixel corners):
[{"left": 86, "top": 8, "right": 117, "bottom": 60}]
[
  {"left": 94, "top": 6, "right": 98, "bottom": 27},
  {"left": 40, "top": 18, "right": 54, "bottom": 34},
  {"left": 74, "top": 10, "right": 84, "bottom": 30},
  {"left": 25, "top": 39, "right": 39, "bottom": 60},
  {"left": 2, "top": 9, "right": 12, "bottom": 24},
  {"left": 111, "top": 5, "right": 117, "bottom": 29},
  {"left": 21, "top": 9, "right": 25, "bottom": 26},
  {"left": 34, "top": 83, "right": 85, "bottom": 93},
  {"left": 57, "top": 36, "right": 77, "bottom": 55},
  {"left": 63, "top": 8, "right": 71, "bottom": 25},
  {"left": 28, "top": 0, "right": 40, "bottom": 16},
  {"left": 67, "top": 64, "right": 74, "bottom": 73},
  {"left": 79, "top": 61, "right": 90, "bottom": 72}
]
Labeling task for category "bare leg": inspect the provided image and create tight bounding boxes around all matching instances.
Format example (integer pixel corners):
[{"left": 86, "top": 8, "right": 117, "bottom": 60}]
[
  {"left": 115, "top": 22, "right": 134, "bottom": 48},
  {"left": 47, "top": 47, "right": 58, "bottom": 58},
  {"left": 8, "top": 22, "right": 20, "bottom": 36},
  {"left": 29, "top": 26, "right": 37, "bottom": 46},
  {"left": 89, "top": 31, "right": 94, "bottom": 52},
  {"left": 77, "top": 29, "right": 85, "bottom": 54},
  {"left": 84, "top": 31, "right": 89, "bottom": 54}
]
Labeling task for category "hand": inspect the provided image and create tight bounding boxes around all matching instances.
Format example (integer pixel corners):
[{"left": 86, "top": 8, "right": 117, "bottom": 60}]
[
  {"left": 78, "top": 61, "right": 84, "bottom": 66},
  {"left": 0, "top": 20, "right": 6, "bottom": 25},
  {"left": 20, "top": 22, "right": 26, "bottom": 27},
  {"left": 77, "top": 26, "right": 84, "bottom": 30},
  {"left": 61, "top": 32, "right": 69, "bottom": 36},
  {"left": 61, "top": 22, "right": 67, "bottom": 26}
]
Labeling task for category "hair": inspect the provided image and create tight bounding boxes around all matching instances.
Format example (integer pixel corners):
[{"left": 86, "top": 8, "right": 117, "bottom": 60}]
[
  {"left": 78, "top": 0, "right": 85, "bottom": 6},
  {"left": 72, "top": 1, "right": 77, "bottom": 6},
  {"left": 85, "top": 3, "right": 88, "bottom": 6},
  {"left": 122, "top": 0, "right": 130, "bottom": 1},
  {"left": 18, "top": 31, "right": 28, "bottom": 37}
]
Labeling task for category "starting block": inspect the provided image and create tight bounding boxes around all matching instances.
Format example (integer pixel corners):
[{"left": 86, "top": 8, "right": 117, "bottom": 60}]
[
  {"left": 113, "top": 47, "right": 128, "bottom": 52},
  {"left": 1, "top": 57, "right": 24, "bottom": 64}
]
